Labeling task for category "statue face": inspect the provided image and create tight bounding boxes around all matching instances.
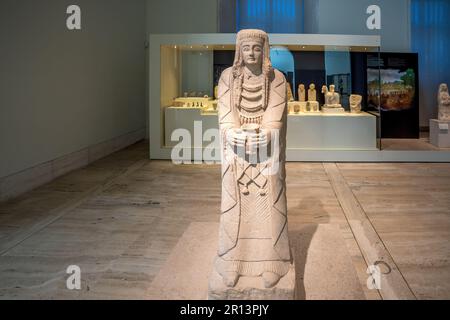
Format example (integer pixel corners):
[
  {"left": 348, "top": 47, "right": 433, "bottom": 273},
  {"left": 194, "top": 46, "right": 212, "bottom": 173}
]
[
  {"left": 309, "top": 84, "right": 315, "bottom": 90},
  {"left": 241, "top": 41, "right": 263, "bottom": 68},
  {"left": 299, "top": 84, "right": 305, "bottom": 90},
  {"left": 330, "top": 85, "right": 335, "bottom": 92}
]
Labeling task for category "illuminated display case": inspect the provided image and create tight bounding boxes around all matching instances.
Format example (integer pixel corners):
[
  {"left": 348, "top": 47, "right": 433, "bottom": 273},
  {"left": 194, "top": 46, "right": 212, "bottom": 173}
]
[{"left": 149, "top": 34, "right": 382, "bottom": 161}]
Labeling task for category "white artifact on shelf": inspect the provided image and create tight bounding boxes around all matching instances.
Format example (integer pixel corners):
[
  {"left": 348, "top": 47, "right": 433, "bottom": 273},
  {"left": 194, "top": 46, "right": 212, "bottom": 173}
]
[
  {"left": 299, "top": 102, "right": 307, "bottom": 113},
  {"left": 438, "top": 83, "right": 450, "bottom": 121},
  {"left": 308, "top": 83, "right": 317, "bottom": 102},
  {"left": 214, "top": 85, "right": 219, "bottom": 100},
  {"left": 209, "top": 29, "right": 295, "bottom": 300},
  {"left": 173, "top": 96, "right": 213, "bottom": 109},
  {"left": 287, "top": 82, "right": 295, "bottom": 101},
  {"left": 307, "top": 101, "right": 319, "bottom": 112},
  {"left": 298, "top": 84, "right": 306, "bottom": 102},
  {"left": 321, "top": 85, "right": 345, "bottom": 113},
  {"left": 307, "top": 84, "right": 319, "bottom": 112},
  {"left": 288, "top": 101, "right": 305, "bottom": 114},
  {"left": 349, "top": 94, "right": 362, "bottom": 114}
]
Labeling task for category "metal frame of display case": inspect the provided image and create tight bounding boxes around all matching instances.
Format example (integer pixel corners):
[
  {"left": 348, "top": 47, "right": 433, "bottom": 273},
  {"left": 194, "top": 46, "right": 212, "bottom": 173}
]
[{"left": 149, "top": 33, "right": 450, "bottom": 162}]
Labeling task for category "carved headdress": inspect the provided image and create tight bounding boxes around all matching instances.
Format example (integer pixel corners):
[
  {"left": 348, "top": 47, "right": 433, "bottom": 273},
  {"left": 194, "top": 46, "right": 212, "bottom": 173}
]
[
  {"left": 231, "top": 29, "right": 274, "bottom": 112},
  {"left": 232, "top": 29, "right": 273, "bottom": 77}
]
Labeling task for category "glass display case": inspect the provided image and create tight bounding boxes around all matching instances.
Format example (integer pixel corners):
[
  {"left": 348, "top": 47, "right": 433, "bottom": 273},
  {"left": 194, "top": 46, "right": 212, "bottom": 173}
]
[{"left": 149, "top": 34, "right": 382, "bottom": 161}]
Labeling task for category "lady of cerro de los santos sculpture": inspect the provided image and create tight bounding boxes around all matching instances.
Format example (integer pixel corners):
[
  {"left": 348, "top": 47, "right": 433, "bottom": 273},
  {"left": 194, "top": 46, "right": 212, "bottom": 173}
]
[{"left": 209, "top": 29, "right": 294, "bottom": 297}]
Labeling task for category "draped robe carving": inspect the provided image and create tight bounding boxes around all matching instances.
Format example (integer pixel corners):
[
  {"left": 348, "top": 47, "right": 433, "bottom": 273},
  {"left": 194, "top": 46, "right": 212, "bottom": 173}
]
[{"left": 214, "top": 65, "right": 292, "bottom": 287}]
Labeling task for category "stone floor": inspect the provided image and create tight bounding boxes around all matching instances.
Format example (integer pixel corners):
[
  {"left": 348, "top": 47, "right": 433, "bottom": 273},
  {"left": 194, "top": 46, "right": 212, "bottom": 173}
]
[{"left": 0, "top": 141, "right": 449, "bottom": 300}]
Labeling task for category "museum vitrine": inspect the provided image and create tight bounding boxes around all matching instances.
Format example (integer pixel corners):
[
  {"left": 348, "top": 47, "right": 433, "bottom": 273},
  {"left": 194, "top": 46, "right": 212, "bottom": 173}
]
[{"left": 149, "top": 34, "right": 382, "bottom": 161}]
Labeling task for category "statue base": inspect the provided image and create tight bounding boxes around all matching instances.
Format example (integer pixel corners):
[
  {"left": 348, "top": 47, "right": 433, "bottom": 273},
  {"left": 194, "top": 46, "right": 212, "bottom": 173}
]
[
  {"left": 146, "top": 222, "right": 365, "bottom": 300},
  {"left": 288, "top": 101, "right": 306, "bottom": 113},
  {"left": 307, "top": 101, "right": 320, "bottom": 112},
  {"left": 430, "top": 119, "right": 450, "bottom": 148},
  {"left": 322, "top": 106, "right": 345, "bottom": 114},
  {"left": 208, "top": 262, "right": 296, "bottom": 300}
]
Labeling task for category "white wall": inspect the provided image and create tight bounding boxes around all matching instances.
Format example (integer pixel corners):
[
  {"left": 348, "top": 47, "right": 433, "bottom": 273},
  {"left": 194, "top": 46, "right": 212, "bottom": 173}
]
[
  {"left": 146, "top": 0, "right": 217, "bottom": 35},
  {"left": 145, "top": 0, "right": 218, "bottom": 139},
  {"left": 0, "top": 0, "right": 147, "bottom": 178},
  {"left": 305, "top": 0, "right": 411, "bottom": 52}
]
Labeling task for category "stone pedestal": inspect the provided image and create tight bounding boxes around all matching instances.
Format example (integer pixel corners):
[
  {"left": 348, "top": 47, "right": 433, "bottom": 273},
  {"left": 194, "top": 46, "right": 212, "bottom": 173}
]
[
  {"left": 430, "top": 119, "right": 450, "bottom": 148},
  {"left": 288, "top": 101, "right": 306, "bottom": 113},
  {"left": 307, "top": 101, "right": 320, "bottom": 112},
  {"left": 208, "top": 261, "right": 296, "bottom": 300},
  {"left": 322, "top": 106, "right": 345, "bottom": 114}
]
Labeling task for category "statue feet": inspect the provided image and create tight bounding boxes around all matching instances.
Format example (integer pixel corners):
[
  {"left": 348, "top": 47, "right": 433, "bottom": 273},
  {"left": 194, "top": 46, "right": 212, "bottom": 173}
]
[
  {"left": 262, "top": 272, "right": 281, "bottom": 288},
  {"left": 222, "top": 271, "right": 239, "bottom": 287}
]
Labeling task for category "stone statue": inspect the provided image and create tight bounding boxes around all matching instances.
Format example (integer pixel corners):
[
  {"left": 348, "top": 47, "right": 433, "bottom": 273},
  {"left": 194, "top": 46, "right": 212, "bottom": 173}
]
[
  {"left": 321, "top": 85, "right": 331, "bottom": 105},
  {"left": 298, "top": 84, "right": 306, "bottom": 102},
  {"left": 307, "top": 84, "right": 319, "bottom": 112},
  {"left": 307, "top": 84, "right": 316, "bottom": 102},
  {"left": 209, "top": 29, "right": 293, "bottom": 298},
  {"left": 322, "top": 85, "right": 344, "bottom": 113},
  {"left": 287, "top": 82, "right": 294, "bottom": 102},
  {"left": 438, "top": 83, "right": 450, "bottom": 121},
  {"left": 328, "top": 85, "right": 341, "bottom": 106},
  {"left": 214, "top": 85, "right": 219, "bottom": 100},
  {"left": 350, "top": 94, "right": 362, "bottom": 113}
]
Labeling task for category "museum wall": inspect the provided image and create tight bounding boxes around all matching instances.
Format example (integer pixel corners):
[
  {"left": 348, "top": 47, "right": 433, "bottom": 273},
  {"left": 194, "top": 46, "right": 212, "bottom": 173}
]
[
  {"left": 0, "top": 0, "right": 146, "bottom": 178},
  {"left": 146, "top": 0, "right": 218, "bottom": 35},
  {"left": 145, "top": 0, "right": 218, "bottom": 140},
  {"left": 311, "top": 0, "right": 411, "bottom": 52}
]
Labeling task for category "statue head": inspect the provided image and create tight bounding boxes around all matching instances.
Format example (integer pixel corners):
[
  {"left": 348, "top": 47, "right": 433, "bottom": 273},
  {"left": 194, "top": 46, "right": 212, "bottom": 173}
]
[
  {"left": 329, "top": 85, "right": 335, "bottom": 93},
  {"left": 309, "top": 84, "right": 315, "bottom": 90},
  {"left": 321, "top": 85, "right": 328, "bottom": 94},
  {"left": 299, "top": 84, "right": 305, "bottom": 91},
  {"left": 439, "top": 83, "right": 449, "bottom": 94},
  {"left": 232, "top": 29, "right": 273, "bottom": 78},
  {"left": 231, "top": 29, "right": 274, "bottom": 111}
]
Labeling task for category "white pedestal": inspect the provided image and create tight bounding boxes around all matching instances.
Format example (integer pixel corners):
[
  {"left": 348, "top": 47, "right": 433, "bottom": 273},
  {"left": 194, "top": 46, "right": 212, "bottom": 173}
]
[
  {"left": 322, "top": 106, "right": 346, "bottom": 114},
  {"left": 164, "top": 107, "right": 218, "bottom": 147},
  {"left": 288, "top": 101, "right": 307, "bottom": 113},
  {"left": 287, "top": 112, "right": 377, "bottom": 150},
  {"left": 307, "top": 101, "right": 320, "bottom": 112},
  {"left": 430, "top": 119, "right": 450, "bottom": 148}
]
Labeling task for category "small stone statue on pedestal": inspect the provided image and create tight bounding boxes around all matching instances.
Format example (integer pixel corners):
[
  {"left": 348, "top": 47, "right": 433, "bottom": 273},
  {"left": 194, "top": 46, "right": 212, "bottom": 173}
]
[
  {"left": 287, "top": 82, "right": 294, "bottom": 102},
  {"left": 308, "top": 84, "right": 316, "bottom": 102},
  {"left": 321, "top": 85, "right": 345, "bottom": 113},
  {"left": 298, "top": 84, "right": 306, "bottom": 102},
  {"left": 307, "top": 83, "right": 319, "bottom": 112},
  {"left": 209, "top": 29, "right": 295, "bottom": 300},
  {"left": 349, "top": 94, "right": 362, "bottom": 114},
  {"left": 430, "top": 83, "right": 450, "bottom": 148},
  {"left": 438, "top": 83, "right": 450, "bottom": 121}
]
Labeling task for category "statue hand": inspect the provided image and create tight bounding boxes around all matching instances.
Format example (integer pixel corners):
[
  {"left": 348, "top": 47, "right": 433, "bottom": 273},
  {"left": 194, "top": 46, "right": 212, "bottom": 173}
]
[
  {"left": 247, "top": 129, "right": 271, "bottom": 150},
  {"left": 226, "top": 128, "right": 246, "bottom": 148}
]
